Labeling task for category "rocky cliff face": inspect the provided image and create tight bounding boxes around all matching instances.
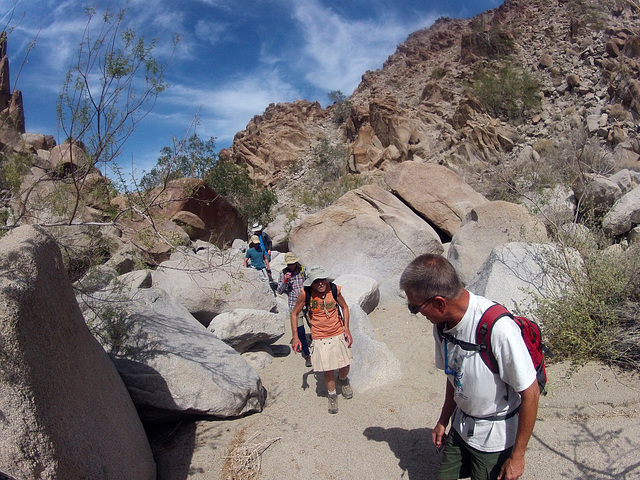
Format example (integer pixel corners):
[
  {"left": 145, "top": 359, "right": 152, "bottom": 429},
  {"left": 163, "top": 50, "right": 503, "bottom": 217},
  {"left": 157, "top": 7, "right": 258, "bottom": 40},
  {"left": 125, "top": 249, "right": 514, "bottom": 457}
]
[
  {"left": 219, "top": 100, "right": 330, "bottom": 186},
  {"left": 224, "top": 0, "right": 640, "bottom": 199}
]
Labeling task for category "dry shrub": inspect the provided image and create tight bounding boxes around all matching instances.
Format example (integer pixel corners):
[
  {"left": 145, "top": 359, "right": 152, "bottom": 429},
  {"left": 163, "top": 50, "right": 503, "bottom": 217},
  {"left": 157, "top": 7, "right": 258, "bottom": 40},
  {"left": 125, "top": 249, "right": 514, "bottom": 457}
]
[
  {"left": 222, "top": 427, "right": 281, "bottom": 480},
  {"left": 607, "top": 103, "right": 629, "bottom": 122}
]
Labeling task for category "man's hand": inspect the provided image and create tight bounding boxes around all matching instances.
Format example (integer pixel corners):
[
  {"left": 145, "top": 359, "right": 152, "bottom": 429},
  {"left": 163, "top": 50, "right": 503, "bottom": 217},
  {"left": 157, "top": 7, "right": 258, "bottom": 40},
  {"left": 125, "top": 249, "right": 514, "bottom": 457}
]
[
  {"left": 499, "top": 381, "right": 539, "bottom": 479},
  {"left": 432, "top": 421, "right": 447, "bottom": 450},
  {"left": 291, "top": 338, "right": 302, "bottom": 353},
  {"left": 498, "top": 454, "right": 525, "bottom": 480}
]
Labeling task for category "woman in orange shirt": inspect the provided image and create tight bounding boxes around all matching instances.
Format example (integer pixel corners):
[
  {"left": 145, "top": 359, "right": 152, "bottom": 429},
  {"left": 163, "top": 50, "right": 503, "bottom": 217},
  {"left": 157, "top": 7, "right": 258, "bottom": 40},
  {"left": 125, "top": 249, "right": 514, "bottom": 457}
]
[{"left": 291, "top": 266, "right": 353, "bottom": 414}]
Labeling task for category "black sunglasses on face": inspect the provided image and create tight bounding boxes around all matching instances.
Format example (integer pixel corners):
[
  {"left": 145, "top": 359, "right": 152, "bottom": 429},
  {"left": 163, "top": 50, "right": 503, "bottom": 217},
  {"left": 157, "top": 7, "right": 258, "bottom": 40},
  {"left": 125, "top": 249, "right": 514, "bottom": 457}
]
[{"left": 407, "top": 296, "right": 436, "bottom": 315}]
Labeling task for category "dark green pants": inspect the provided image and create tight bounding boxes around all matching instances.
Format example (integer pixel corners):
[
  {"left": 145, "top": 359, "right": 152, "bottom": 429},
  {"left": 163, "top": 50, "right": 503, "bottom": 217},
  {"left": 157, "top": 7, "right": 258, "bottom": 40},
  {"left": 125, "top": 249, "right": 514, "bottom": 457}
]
[{"left": 437, "top": 428, "right": 513, "bottom": 480}]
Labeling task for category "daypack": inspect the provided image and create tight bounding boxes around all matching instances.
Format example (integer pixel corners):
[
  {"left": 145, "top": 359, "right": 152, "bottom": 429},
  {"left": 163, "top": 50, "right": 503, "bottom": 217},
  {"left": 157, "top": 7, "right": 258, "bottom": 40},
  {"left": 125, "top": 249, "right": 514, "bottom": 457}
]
[
  {"left": 282, "top": 263, "right": 305, "bottom": 280},
  {"left": 437, "top": 304, "right": 548, "bottom": 395},
  {"left": 303, "top": 282, "right": 343, "bottom": 326}
]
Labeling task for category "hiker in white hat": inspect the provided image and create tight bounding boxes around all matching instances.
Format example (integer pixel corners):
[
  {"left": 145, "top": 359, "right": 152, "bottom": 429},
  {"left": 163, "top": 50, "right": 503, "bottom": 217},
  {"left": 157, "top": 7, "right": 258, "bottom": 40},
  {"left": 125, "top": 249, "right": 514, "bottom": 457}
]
[
  {"left": 250, "top": 222, "right": 272, "bottom": 261},
  {"left": 276, "top": 252, "right": 311, "bottom": 367},
  {"left": 290, "top": 265, "right": 353, "bottom": 414}
]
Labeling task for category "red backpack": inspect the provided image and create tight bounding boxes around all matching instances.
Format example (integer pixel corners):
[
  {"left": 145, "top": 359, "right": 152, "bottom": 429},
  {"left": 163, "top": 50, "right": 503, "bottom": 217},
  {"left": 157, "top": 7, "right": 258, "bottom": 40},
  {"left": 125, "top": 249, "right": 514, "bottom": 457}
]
[{"left": 437, "top": 304, "right": 548, "bottom": 395}]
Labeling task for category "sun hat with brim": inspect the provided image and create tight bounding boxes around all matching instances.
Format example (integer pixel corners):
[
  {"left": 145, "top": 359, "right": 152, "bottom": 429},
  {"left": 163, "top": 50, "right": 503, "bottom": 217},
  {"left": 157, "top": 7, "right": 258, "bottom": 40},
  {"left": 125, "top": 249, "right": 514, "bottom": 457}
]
[
  {"left": 303, "top": 265, "right": 334, "bottom": 287},
  {"left": 284, "top": 252, "right": 299, "bottom": 265},
  {"left": 251, "top": 223, "right": 263, "bottom": 232},
  {"left": 250, "top": 235, "right": 260, "bottom": 244}
]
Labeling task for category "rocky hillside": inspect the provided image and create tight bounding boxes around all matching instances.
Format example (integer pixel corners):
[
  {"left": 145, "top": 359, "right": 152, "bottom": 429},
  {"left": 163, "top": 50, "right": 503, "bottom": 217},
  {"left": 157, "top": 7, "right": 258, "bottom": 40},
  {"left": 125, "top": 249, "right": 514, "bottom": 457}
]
[{"left": 222, "top": 0, "right": 640, "bottom": 202}]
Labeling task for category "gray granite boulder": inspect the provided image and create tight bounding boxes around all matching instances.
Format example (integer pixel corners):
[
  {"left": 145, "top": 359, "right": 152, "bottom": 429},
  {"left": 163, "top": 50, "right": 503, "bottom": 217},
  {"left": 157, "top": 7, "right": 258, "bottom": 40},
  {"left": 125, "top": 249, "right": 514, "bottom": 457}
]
[
  {"left": 385, "top": 161, "right": 489, "bottom": 237},
  {"left": 151, "top": 248, "right": 277, "bottom": 326},
  {"left": 448, "top": 201, "right": 549, "bottom": 284},
  {"left": 79, "top": 287, "right": 267, "bottom": 423},
  {"left": 289, "top": 184, "right": 443, "bottom": 303},
  {"left": 208, "top": 309, "right": 286, "bottom": 352},
  {"left": 467, "top": 242, "right": 582, "bottom": 320},
  {"left": 0, "top": 225, "right": 155, "bottom": 480},
  {"left": 335, "top": 274, "right": 401, "bottom": 391},
  {"left": 602, "top": 185, "right": 640, "bottom": 236}
]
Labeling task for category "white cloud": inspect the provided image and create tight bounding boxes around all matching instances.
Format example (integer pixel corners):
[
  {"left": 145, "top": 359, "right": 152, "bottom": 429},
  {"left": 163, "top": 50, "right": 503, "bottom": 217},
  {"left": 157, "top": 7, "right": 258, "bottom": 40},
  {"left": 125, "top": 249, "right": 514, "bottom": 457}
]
[
  {"left": 290, "top": 0, "right": 438, "bottom": 95},
  {"left": 156, "top": 68, "right": 301, "bottom": 145},
  {"left": 150, "top": 10, "right": 185, "bottom": 30},
  {"left": 194, "top": 19, "right": 229, "bottom": 46}
]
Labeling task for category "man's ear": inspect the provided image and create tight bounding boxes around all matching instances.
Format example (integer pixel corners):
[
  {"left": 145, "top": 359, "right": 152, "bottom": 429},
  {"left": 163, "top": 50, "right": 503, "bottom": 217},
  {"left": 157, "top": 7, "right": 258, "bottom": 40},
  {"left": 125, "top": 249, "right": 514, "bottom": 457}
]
[{"left": 432, "top": 296, "right": 446, "bottom": 313}]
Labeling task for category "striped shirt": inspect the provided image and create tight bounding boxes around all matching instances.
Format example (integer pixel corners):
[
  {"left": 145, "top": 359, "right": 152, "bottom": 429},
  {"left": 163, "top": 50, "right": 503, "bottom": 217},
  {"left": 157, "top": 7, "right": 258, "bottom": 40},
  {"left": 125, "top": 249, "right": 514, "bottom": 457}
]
[{"left": 276, "top": 265, "right": 305, "bottom": 311}]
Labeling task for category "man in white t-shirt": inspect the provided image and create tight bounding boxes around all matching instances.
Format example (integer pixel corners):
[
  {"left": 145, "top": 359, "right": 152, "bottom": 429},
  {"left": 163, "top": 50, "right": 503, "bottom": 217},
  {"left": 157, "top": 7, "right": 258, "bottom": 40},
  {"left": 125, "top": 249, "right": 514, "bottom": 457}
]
[{"left": 400, "top": 254, "right": 540, "bottom": 480}]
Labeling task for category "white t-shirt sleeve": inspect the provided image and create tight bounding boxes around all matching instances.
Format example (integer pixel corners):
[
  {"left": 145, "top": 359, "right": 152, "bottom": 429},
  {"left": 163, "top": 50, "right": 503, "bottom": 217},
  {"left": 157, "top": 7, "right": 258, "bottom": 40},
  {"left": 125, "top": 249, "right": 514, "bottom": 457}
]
[{"left": 490, "top": 317, "right": 537, "bottom": 393}]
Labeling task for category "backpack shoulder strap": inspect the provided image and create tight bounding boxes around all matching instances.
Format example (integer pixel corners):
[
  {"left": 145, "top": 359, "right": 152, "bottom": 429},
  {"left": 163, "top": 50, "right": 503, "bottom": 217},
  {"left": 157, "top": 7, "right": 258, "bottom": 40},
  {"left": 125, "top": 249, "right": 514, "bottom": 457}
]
[
  {"left": 330, "top": 282, "right": 344, "bottom": 321},
  {"left": 436, "top": 321, "right": 481, "bottom": 351},
  {"left": 476, "top": 304, "right": 513, "bottom": 374},
  {"left": 304, "top": 285, "right": 311, "bottom": 311}
]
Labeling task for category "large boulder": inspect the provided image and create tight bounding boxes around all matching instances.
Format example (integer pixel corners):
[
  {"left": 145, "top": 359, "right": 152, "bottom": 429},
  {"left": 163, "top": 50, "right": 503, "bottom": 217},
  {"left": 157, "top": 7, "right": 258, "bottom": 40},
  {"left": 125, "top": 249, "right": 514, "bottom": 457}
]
[
  {"left": 467, "top": 242, "right": 582, "bottom": 319},
  {"left": 208, "top": 309, "right": 285, "bottom": 352},
  {"left": 289, "top": 184, "right": 443, "bottom": 303},
  {"left": 385, "top": 161, "right": 489, "bottom": 238},
  {"left": 13, "top": 169, "right": 112, "bottom": 227},
  {"left": 448, "top": 201, "right": 549, "bottom": 284},
  {"left": 334, "top": 274, "right": 401, "bottom": 391},
  {"left": 79, "top": 286, "right": 267, "bottom": 423},
  {"left": 572, "top": 174, "right": 623, "bottom": 218},
  {"left": 49, "top": 141, "right": 89, "bottom": 173},
  {"left": 0, "top": 225, "right": 155, "bottom": 480},
  {"left": 151, "top": 248, "right": 277, "bottom": 326},
  {"left": 263, "top": 211, "right": 308, "bottom": 252},
  {"left": 116, "top": 178, "right": 246, "bottom": 253},
  {"left": 602, "top": 185, "right": 640, "bottom": 236},
  {"left": 336, "top": 274, "right": 381, "bottom": 315}
]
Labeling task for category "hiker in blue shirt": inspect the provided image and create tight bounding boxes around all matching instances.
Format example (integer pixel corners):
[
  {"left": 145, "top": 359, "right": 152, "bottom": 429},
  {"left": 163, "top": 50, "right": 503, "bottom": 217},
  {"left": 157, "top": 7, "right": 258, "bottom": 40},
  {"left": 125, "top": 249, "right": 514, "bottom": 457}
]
[
  {"left": 243, "top": 235, "right": 271, "bottom": 282},
  {"left": 251, "top": 223, "right": 273, "bottom": 261}
]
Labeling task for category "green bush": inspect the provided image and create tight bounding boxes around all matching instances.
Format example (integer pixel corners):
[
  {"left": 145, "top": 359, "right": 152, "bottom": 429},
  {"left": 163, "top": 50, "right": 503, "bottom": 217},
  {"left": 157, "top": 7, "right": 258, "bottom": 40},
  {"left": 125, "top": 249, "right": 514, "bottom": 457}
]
[
  {"left": 470, "top": 63, "right": 541, "bottom": 121},
  {"left": 204, "top": 161, "right": 277, "bottom": 224},
  {"left": 139, "top": 134, "right": 218, "bottom": 191},
  {"left": 535, "top": 243, "right": 640, "bottom": 369},
  {"left": 0, "top": 150, "right": 31, "bottom": 192},
  {"left": 295, "top": 137, "right": 364, "bottom": 209},
  {"left": 328, "top": 90, "right": 351, "bottom": 125}
]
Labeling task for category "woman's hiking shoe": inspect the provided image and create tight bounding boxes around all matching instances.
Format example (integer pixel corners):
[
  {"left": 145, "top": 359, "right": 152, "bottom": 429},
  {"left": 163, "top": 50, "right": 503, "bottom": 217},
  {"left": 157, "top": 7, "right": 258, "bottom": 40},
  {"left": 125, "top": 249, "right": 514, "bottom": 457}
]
[
  {"left": 304, "top": 355, "right": 312, "bottom": 368},
  {"left": 328, "top": 393, "right": 339, "bottom": 414},
  {"left": 338, "top": 377, "right": 353, "bottom": 399}
]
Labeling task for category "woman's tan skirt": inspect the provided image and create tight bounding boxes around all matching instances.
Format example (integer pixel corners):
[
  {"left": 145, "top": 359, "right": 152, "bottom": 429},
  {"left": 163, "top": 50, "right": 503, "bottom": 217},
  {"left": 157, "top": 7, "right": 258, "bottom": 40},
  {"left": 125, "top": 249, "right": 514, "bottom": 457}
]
[{"left": 310, "top": 334, "right": 353, "bottom": 372}]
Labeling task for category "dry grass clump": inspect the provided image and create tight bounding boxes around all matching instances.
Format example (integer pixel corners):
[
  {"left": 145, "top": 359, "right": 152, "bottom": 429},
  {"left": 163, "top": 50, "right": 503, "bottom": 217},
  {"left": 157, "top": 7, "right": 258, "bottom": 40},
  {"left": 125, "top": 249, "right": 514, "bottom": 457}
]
[{"left": 222, "top": 427, "right": 281, "bottom": 480}]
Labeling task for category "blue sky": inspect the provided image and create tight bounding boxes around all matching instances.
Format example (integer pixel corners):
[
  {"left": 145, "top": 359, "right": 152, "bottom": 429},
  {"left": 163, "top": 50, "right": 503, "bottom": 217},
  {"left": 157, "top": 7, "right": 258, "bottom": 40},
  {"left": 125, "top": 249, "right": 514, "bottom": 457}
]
[{"left": 1, "top": 0, "right": 501, "bottom": 183}]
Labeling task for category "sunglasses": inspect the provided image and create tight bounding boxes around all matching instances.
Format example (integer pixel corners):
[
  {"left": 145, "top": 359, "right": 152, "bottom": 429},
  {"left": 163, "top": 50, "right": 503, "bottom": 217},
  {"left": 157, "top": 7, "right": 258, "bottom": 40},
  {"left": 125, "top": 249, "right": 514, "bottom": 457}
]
[{"left": 407, "top": 296, "right": 436, "bottom": 314}]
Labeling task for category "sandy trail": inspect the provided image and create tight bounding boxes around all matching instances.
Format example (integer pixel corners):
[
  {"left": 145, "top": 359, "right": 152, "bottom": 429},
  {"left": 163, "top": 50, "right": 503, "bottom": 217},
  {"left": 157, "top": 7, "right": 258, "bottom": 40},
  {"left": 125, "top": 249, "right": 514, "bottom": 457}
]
[{"left": 149, "top": 302, "right": 640, "bottom": 480}]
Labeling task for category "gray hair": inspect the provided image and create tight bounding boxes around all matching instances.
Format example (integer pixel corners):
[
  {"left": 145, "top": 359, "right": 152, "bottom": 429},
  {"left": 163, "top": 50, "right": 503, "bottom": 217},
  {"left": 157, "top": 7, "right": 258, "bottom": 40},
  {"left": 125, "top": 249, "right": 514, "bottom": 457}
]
[{"left": 399, "top": 254, "right": 464, "bottom": 301}]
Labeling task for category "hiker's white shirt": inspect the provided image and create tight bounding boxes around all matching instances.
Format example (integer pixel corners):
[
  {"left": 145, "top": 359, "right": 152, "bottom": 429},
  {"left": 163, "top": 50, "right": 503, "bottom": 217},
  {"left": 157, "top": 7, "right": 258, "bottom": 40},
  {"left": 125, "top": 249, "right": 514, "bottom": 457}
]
[{"left": 434, "top": 292, "right": 537, "bottom": 452}]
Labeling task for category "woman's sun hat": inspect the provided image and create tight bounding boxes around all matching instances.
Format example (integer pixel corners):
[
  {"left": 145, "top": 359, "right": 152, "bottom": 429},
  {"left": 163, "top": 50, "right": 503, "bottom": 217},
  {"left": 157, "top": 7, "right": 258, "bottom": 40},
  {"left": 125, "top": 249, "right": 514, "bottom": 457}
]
[{"left": 303, "top": 265, "right": 334, "bottom": 287}]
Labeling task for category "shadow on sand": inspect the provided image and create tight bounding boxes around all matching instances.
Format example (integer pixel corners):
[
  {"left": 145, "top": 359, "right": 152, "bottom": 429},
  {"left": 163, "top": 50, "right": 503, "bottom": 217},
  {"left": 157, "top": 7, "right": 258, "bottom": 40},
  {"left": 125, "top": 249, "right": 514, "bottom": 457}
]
[{"left": 363, "top": 426, "right": 441, "bottom": 480}]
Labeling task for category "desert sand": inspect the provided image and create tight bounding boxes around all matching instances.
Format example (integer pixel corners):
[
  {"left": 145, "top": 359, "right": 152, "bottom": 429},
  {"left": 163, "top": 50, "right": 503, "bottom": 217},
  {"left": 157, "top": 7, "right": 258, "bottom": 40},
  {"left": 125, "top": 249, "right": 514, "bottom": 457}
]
[{"left": 149, "top": 302, "right": 640, "bottom": 480}]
